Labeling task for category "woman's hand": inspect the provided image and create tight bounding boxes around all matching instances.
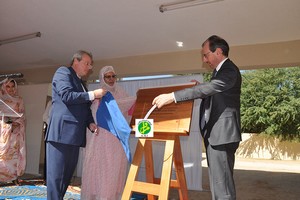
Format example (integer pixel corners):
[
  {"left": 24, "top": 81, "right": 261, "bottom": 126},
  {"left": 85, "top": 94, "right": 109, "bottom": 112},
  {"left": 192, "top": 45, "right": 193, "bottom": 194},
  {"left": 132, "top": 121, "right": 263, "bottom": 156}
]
[{"left": 89, "top": 123, "right": 98, "bottom": 135}]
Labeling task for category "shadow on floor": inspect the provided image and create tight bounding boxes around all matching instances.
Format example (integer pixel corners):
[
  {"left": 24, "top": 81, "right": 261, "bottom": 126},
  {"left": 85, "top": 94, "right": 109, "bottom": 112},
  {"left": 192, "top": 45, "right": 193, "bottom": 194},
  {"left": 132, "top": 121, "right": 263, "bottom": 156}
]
[
  {"left": 1, "top": 165, "right": 300, "bottom": 200},
  {"left": 168, "top": 166, "right": 300, "bottom": 200}
]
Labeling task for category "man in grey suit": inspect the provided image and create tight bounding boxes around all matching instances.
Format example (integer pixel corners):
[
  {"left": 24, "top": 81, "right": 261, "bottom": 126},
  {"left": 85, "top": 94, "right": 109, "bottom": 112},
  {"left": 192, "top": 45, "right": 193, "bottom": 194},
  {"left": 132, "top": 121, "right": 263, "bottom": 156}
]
[
  {"left": 153, "top": 35, "right": 241, "bottom": 200},
  {"left": 45, "top": 50, "right": 107, "bottom": 200}
]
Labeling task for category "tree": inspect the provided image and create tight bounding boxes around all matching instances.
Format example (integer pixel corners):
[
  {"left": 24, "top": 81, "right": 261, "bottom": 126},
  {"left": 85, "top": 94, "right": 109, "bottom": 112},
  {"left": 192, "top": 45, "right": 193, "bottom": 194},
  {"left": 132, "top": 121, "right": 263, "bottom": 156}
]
[{"left": 241, "top": 67, "right": 300, "bottom": 139}]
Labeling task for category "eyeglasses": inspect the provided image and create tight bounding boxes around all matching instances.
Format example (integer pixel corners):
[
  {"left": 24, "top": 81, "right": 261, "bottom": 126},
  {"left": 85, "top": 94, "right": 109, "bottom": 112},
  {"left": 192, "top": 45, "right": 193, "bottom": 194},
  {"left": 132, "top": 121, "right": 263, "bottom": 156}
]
[
  {"left": 203, "top": 51, "right": 212, "bottom": 59},
  {"left": 104, "top": 75, "right": 117, "bottom": 79},
  {"left": 80, "top": 60, "right": 93, "bottom": 69}
]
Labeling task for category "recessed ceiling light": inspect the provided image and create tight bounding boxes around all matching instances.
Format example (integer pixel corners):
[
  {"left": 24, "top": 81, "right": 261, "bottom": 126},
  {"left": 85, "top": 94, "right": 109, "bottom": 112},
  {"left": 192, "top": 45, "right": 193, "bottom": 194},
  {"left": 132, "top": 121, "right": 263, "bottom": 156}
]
[{"left": 176, "top": 41, "right": 183, "bottom": 47}]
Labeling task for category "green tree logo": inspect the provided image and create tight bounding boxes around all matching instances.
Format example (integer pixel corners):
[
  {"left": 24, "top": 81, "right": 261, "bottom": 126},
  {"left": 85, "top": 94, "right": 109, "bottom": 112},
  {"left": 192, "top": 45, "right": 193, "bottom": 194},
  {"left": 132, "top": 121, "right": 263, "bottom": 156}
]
[{"left": 138, "top": 120, "right": 152, "bottom": 135}]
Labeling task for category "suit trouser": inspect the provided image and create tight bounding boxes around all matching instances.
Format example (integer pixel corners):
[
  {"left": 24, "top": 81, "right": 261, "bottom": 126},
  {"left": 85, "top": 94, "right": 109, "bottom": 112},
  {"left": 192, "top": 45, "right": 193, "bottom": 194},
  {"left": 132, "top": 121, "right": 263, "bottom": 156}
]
[
  {"left": 205, "top": 141, "right": 239, "bottom": 200},
  {"left": 46, "top": 141, "right": 80, "bottom": 200}
]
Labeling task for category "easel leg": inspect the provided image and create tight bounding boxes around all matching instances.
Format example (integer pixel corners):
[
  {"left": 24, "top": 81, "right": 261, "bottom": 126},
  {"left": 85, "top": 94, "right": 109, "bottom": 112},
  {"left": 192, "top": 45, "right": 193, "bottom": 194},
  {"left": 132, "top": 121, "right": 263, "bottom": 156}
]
[
  {"left": 122, "top": 139, "right": 146, "bottom": 200},
  {"left": 158, "top": 138, "right": 175, "bottom": 199},
  {"left": 144, "top": 140, "right": 156, "bottom": 200},
  {"left": 174, "top": 136, "right": 189, "bottom": 200}
]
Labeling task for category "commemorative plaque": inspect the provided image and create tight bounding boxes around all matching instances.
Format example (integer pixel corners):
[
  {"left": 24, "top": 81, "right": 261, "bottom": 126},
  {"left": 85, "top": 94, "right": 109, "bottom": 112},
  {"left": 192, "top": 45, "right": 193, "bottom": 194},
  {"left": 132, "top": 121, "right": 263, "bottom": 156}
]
[{"left": 130, "top": 82, "right": 196, "bottom": 136}]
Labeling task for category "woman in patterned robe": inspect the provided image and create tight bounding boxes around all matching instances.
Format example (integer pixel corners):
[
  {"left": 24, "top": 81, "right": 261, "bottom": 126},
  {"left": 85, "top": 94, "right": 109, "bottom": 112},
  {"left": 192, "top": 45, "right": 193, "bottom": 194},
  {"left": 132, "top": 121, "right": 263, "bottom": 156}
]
[
  {"left": 0, "top": 78, "right": 26, "bottom": 184},
  {"left": 81, "top": 66, "right": 136, "bottom": 200}
]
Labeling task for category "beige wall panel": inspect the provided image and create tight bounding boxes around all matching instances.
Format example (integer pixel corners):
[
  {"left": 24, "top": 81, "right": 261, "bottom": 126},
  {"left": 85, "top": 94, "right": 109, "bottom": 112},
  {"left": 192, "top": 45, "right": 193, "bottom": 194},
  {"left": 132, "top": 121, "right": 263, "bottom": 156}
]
[{"left": 1, "top": 40, "right": 300, "bottom": 84}]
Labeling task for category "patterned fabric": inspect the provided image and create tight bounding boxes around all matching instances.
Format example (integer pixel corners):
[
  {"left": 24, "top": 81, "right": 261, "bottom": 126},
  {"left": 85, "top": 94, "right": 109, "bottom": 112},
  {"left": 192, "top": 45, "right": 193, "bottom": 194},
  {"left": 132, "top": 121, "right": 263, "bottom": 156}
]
[
  {"left": 0, "top": 78, "right": 26, "bottom": 182},
  {"left": 0, "top": 185, "right": 80, "bottom": 199}
]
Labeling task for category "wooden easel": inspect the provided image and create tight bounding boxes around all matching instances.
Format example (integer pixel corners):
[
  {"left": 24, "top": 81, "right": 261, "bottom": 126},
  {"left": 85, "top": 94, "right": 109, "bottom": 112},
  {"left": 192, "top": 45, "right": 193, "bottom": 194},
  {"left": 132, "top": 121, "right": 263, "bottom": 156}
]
[{"left": 122, "top": 83, "right": 195, "bottom": 200}]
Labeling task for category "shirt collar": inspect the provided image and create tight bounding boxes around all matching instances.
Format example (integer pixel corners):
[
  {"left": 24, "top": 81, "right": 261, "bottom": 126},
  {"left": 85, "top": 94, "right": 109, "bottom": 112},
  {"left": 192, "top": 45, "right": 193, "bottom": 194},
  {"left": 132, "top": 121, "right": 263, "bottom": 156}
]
[{"left": 215, "top": 58, "right": 228, "bottom": 72}]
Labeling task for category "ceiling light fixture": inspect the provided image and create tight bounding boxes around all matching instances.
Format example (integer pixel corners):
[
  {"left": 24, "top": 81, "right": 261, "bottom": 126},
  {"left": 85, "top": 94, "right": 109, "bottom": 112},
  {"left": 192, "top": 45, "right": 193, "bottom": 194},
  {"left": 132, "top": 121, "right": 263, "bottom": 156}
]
[
  {"left": 176, "top": 41, "right": 184, "bottom": 47},
  {"left": 159, "top": 0, "right": 223, "bottom": 13},
  {"left": 0, "top": 32, "right": 41, "bottom": 46}
]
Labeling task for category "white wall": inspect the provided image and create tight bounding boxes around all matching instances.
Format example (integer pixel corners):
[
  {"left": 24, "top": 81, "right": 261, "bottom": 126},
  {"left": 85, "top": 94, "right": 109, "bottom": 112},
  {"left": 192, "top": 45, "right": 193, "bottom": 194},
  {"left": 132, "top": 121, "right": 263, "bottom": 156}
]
[{"left": 18, "top": 83, "right": 49, "bottom": 175}]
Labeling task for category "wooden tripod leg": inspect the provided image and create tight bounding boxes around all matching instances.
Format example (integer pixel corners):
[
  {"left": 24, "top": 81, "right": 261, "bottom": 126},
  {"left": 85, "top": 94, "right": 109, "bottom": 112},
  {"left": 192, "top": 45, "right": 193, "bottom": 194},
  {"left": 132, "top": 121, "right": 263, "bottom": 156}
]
[
  {"left": 158, "top": 137, "right": 175, "bottom": 199},
  {"left": 173, "top": 136, "right": 189, "bottom": 200},
  {"left": 144, "top": 139, "right": 156, "bottom": 200},
  {"left": 122, "top": 138, "right": 146, "bottom": 200}
]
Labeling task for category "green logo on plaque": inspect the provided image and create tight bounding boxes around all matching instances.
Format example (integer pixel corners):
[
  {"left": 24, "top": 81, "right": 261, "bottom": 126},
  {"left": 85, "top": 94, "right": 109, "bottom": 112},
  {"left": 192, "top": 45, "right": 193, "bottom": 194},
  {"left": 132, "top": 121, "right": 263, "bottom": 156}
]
[{"left": 138, "top": 120, "right": 152, "bottom": 135}]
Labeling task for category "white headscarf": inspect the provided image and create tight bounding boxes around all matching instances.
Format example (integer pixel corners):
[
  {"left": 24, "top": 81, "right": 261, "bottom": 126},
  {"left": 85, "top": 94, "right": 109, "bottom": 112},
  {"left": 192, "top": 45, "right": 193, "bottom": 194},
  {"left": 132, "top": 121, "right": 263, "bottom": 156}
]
[
  {"left": 0, "top": 78, "right": 20, "bottom": 102},
  {"left": 99, "top": 66, "right": 116, "bottom": 92},
  {"left": 98, "top": 66, "right": 131, "bottom": 101}
]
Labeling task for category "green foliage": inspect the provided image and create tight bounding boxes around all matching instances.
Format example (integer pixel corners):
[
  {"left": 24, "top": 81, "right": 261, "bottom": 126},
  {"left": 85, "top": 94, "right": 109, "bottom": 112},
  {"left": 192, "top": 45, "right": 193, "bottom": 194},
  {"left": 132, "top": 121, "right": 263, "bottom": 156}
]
[
  {"left": 241, "top": 67, "right": 300, "bottom": 139},
  {"left": 202, "top": 72, "right": 211, "bottom": 82}
]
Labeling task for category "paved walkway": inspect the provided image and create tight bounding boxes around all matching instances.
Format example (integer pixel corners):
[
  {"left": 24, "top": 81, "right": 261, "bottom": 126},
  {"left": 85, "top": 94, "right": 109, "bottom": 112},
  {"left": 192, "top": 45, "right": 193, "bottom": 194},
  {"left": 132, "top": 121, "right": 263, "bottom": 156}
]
[
  {"left": 234, "top": 157, "right": 300, "bottom": 173},
  {"left": 202, "top": 153, "right": 300, "bottom": 173},
  {"left": 168, "top": 154, "right": 300, "bottom": 200}
]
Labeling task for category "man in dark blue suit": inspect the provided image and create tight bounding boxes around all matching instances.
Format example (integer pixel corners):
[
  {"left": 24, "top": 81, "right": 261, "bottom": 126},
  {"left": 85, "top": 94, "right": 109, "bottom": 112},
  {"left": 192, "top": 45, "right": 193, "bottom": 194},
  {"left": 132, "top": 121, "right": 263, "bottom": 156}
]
[
  {"left": 153, "top": 35, "right": 241, "bottom": 200},
  {"left": 45, "top": 50, "right": 107, "bottom": 200}
]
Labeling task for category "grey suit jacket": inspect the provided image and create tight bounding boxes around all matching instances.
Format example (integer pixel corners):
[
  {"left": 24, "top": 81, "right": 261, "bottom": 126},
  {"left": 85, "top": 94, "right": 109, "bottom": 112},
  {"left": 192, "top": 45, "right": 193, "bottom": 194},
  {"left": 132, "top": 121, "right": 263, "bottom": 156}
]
[{"left": 174, "top": 59, "right": 242, "bottom": 146}]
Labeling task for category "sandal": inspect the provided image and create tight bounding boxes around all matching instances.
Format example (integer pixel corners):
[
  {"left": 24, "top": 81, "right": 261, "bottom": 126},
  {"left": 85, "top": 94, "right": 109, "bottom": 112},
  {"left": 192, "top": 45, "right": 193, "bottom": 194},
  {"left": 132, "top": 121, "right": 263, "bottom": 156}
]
[{"left": 12, "top": 179, "right": 20, "bottom": 186}]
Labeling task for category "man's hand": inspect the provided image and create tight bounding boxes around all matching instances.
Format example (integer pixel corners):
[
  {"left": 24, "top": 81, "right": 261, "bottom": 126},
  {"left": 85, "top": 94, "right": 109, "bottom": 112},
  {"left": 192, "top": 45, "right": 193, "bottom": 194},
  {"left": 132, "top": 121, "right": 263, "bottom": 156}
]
[
  {"left": 93, "top": 88, "right": 107, "bottom": 99},
  {"left": 89, "top": 123, "right": 99, "bottom": 134},
  {"left": 152, "top": 93, "right": 174, "bottom": 109},
  {"left": 191, "top": 79, "right": 200, "bottom": 85}
]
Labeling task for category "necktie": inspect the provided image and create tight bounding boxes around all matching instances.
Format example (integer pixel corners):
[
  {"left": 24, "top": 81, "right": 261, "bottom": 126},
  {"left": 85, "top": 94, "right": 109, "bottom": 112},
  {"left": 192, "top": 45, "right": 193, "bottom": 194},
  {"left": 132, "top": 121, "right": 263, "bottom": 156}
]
[
  {"left": 212, "top": 69, "right": 217, "bottom": 78},
  {"left": 80, "top": 80, "right": 87, "bottom": 92}
]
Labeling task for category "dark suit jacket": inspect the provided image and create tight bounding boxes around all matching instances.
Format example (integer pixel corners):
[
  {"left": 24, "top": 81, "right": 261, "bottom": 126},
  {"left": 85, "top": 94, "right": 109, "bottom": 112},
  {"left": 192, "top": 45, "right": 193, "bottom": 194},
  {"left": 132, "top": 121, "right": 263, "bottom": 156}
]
[
  {"left": 174, "top": 59, "right": 242, "bottom": 146},
  {"left": 45, "top": 66, "right": 94, "bottom": 147}
]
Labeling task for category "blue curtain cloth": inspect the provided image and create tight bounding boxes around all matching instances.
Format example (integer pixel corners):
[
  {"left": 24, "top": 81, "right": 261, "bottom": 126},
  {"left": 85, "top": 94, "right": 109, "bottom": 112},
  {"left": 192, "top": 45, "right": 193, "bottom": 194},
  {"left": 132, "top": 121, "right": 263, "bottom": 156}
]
[{"left": 96, "top": 92, "right": 132, "bottom": 162}]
